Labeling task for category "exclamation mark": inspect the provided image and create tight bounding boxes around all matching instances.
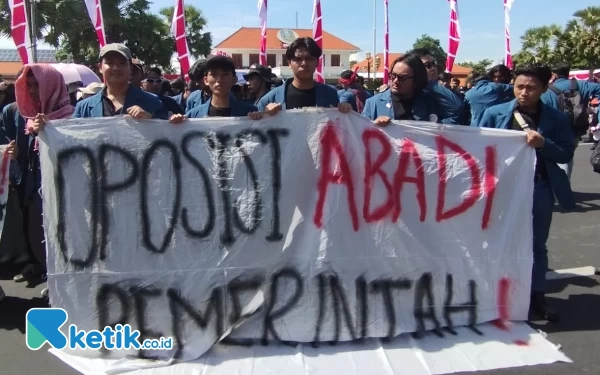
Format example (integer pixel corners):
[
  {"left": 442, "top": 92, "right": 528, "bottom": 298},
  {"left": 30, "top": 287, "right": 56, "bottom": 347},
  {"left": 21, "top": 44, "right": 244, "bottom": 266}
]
[{"left": 493, "top": 277, "right": 511, "bottom": 331}]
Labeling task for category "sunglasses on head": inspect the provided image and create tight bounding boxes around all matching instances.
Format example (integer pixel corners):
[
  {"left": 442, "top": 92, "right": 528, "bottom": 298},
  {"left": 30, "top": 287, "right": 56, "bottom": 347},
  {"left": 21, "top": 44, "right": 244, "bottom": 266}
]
[
  {"left": 144, "top": 78, "right": 163, "bottom": 84},
  {"left": 424, "top": 61, "right": 437, "bottom": 69}
]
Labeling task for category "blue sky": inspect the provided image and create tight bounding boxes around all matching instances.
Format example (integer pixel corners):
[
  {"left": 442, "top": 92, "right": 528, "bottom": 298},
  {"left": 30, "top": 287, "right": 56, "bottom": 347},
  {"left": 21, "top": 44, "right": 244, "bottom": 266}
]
[{"left": 0, "top": 0, "right": 593, "bottom": 62}]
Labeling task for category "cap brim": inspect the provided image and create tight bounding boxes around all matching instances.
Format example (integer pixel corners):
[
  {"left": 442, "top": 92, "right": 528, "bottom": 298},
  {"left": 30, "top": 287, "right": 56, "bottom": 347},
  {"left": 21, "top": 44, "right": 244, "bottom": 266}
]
[
  {"left": 243, "top": 72, "right": 260, "bottom": 81},
  {"left": 99, "top": 50, "right": 131, "bottom": 61}
]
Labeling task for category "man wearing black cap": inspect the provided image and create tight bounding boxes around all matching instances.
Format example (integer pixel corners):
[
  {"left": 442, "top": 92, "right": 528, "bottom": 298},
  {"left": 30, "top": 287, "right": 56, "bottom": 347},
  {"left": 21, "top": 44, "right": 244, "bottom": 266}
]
[
  {"left": 74, "top": 43, "right": 167, "bottom": 119},
  {"left": 244, "top": 64, "right": 273, "bottom": 106}
]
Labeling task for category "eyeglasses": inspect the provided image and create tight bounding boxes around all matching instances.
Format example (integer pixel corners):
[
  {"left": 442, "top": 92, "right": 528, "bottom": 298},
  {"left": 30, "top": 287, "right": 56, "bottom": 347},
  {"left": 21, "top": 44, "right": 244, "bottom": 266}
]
[
  {"left": 389, "top": 73, "right": 415, "bottom": 83},
  {"left": 143, "top": 78, "right": 163, "bottom": 84},
  {"left": 424, "top": 61, "right": 437, "bottom": 69}
]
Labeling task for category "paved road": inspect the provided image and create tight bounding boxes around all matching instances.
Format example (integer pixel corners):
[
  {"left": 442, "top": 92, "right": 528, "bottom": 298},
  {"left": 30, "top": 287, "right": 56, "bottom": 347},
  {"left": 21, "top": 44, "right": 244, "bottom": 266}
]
[{"left": 0, "top": 145, "right": 598, "bottom": 375}]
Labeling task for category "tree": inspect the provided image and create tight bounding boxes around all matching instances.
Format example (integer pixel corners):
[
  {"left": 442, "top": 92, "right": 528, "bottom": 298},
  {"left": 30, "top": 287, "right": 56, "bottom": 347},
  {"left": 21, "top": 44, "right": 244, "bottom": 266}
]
[
  {"left": 456, "top": 59, "right": 494, "bottom": 75},
  {"left": 519, "top": 25, "right": 563, "bottom": 65},
  {"left": 410, "top": 34, "right": 447, "bottom": 71},
  {"left": 159, "top": 5, "right": 212, "bottom": 59},
  {"left": 565, "top": 6, "right": 600, "bottom": 76},
  {"left": 0, "top": 0, "right": 188, "bottom": 69}
]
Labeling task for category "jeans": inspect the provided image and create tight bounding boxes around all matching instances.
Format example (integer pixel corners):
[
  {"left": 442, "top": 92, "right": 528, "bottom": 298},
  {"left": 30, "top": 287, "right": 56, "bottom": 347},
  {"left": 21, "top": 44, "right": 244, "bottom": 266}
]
[{"left": 531, "top": 182, "right": 554, "bottom": 293}]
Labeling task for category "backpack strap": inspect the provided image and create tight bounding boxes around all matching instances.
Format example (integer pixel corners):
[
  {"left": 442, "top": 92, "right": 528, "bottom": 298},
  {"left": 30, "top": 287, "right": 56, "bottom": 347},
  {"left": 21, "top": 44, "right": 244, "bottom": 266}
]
[
  {"left": 548, "top": 84, "right": 562, "bottom": 96},
  {"left": 513, "top": 109, "right": 532, "bottom": 134},
  {"left": 570, "top": 78, "right": 579, "bottom": 91}
]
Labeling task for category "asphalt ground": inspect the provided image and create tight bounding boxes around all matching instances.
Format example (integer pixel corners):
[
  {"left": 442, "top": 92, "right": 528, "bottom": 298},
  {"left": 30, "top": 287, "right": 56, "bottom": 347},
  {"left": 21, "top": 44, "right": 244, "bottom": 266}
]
[{"left": 0, "top": 144, "right": 598, "bottom": 375}]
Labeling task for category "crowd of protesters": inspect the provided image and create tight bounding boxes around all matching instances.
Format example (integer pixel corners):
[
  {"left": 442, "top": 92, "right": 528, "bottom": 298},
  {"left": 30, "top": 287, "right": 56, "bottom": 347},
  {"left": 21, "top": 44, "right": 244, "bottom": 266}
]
[{"left": 0, "top": 36, "right": 599, "bottom": 324}]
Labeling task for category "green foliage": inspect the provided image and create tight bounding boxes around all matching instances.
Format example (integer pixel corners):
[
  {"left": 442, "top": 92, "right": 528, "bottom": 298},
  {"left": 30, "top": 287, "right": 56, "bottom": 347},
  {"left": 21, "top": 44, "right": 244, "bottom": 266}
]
[
  {"left": 0, "top": 0, "right": 212, "bottom": 71},
  {"left": 514, "top": 6, "right": 600, "bottom": 71},
  {"left": 159, "top": 5, "right": 212, "bottom": 59},
  {"left": 410, "top": 34, "right": 447, "bottom": 69},
  {"left": 456, "top": 59, "right": 494, "bottom": 75}
]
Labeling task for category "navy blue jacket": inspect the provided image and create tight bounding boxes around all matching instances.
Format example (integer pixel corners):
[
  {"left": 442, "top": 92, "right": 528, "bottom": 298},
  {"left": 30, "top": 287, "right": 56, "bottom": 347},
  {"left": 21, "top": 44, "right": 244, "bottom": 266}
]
[
  {"left": 478, "top": 99, "right": 576, "bottom": 209},
  {"left": 361, "top": 89, "right": 437, "bottom": 122},
  {"left": 257, "top": 80, "right": 339, "bottom": 111},
  {"left": 73, "top": 85, "right": 167, "bottom": 119},
  {"left": 465, "top": 79, "right": 514, "bottom": 126},
  {"left": 186, "top": 97, "right": 257, "bottom": 118},
  {"left": 551, "top": 78, "right": 600, "bottom": 107},
  {"left": 426, "top": 81, "right": 465, "bottom": 124}
]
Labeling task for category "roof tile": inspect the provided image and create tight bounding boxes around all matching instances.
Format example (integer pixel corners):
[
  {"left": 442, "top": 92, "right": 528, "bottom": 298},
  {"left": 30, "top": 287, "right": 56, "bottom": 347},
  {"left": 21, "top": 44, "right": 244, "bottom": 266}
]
[
  {"left": 354, "top": 53, "right": 472, "bottom": 75},
  {"left": 215, "top": 27, "right": 359, "bottom": 51}
]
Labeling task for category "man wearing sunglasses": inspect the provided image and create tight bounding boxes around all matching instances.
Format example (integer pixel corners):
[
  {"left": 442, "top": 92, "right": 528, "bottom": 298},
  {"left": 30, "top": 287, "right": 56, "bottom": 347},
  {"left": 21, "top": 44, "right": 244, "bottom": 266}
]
[
  {"left": 142, "top": 67, "right": 184, "bottom": 115},
  {"left": 409, "top": 48, "right": 465, "bottom": 125},
  {"left": 362, "top": 54, "right": 440, "bottom": 126},
  {"left": 255, "top": 37, "right": 352, "bottom": 116}
]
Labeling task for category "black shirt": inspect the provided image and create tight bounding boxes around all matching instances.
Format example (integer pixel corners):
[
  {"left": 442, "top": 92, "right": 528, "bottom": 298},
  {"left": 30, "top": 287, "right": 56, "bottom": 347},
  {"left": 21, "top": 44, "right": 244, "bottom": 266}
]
[
  {"left": 160, "top": 95, "right": 184, "bottom": 115},
  {"left": 285, "top": 84, "right": 316, "bottom": 110},
  {"left": 102, "top": 94, "right": 125, "bottom": 117},
  {"left": 392, "top": 95, "right": 414, "bottom": 120},
  {"left": 208, "top": 105, "right": 232, "bottom": 117}
]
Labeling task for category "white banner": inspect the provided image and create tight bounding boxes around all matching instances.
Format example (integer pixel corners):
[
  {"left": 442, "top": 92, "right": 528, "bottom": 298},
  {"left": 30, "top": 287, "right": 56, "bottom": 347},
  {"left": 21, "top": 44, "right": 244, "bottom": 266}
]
[{"left": 39, "top": 110, "right": 535, "bottom": 369}]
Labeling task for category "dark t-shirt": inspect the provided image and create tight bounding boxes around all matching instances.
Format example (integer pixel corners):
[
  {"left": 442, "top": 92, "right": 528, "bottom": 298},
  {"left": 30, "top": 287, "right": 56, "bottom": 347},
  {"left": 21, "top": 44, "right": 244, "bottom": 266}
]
[
  {"left": 160, "top": 95, "right": 184, "bottom": 115},
  {"left": 102, "top": 94, "right": 125, "bottom": 117},
  {"left": 208, "top": 105, "right": 232, "bottom": 117},
  {"left": 392, "top": 95, "right": 414, "bottom": 120},
  {"left": 286, "top": 84, "right": 317, "bottom": 110}
]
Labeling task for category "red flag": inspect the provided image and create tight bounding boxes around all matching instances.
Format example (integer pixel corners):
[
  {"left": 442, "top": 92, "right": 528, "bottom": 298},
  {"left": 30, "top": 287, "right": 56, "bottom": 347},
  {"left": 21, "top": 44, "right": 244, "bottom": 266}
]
[
  {"left": 312, "top": 0, "right": 324, "bottom": 83},
  {"left": 445, "top": 0, "right": 460, "bottom": 72},
  {"left": 171, "top": 0, "right": 191, "bottom": 80},
  {"left": 504, "top": 0, "right": 514, "bottom": 68},
  {"left": 257, "top": 0, "right": 267, "bottom": 66},
  {"left": 8, "top": 0, "right": 31, "bottom": 64},
  {"left": 84, "top": 0, "right": 107, "bottom": 48}
]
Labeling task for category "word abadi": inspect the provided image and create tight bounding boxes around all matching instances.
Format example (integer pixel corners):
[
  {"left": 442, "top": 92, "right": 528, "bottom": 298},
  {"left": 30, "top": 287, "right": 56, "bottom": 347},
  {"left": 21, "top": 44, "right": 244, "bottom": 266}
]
[{"left": 314, "top": 123, "right": 499, "bottom": 232}]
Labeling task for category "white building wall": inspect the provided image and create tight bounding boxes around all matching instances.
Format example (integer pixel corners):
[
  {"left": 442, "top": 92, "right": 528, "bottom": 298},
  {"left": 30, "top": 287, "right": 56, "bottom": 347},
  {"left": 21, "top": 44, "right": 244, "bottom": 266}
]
[{"left": 215, "top": 48, "right": 356, "bottom": 78}]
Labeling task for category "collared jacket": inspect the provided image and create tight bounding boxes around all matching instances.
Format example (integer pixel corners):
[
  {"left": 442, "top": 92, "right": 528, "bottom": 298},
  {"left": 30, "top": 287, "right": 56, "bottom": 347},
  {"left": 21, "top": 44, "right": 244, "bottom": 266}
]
[
  {"left": 186, "top": 97, "right": 258, "bottom": 118},
  {"left": 361, "top": 89, "right": 437, "bottom": 122},
  {"left": 465, "top": 78, "right": 514, "bottom": 126},
  {"left": 256, "top": 80, "right": 339, "bottom": 111},
  {"left": 426, "top": 81, "right": 465, "bottom": 125},
  {"left": 73, "top": 85, "right": 167, "bottom": 119},
  {"left": 478, "top": 99, "right": 576, "bottom": 209},
  {"left": 551, "top": 77, "right": 600, "bottom": 107}
]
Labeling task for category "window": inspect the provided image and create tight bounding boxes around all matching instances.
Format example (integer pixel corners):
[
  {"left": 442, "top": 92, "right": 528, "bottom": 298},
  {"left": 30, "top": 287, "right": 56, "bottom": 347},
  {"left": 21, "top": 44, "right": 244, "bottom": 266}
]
[
  {"left": 331, "top": 54, "right": 341, "bottom": 67},
  {"left": 249, "top": 54, "right": 260, "bottom": 66},
  {"left": 267, "top": 54, "right": 277, "bottom": 68},
  {"left": 282, "top": 54, "right": 289, "bottom": 66},
  {"left": 231, "top": 54, "right": 243, "bottom": 69}
]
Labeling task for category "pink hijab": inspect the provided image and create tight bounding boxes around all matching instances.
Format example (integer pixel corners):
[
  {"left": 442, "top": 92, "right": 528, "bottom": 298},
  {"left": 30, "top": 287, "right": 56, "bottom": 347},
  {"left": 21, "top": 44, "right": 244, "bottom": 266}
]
[{"left": 16, "top": 64, "right": 75, "bottom": 135}]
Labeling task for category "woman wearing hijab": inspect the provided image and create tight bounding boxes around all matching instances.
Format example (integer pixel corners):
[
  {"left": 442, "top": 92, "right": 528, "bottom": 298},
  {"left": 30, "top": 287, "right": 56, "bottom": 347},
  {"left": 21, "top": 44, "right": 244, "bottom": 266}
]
[{"left": 13, "top": 64, "right": 74, "bottom": 296}]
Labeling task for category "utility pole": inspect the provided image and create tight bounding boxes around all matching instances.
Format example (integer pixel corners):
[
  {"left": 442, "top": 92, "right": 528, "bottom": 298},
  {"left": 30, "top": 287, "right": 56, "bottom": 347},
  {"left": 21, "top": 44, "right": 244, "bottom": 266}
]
[
  {"left": 372, "top": 0, "right": 376, "bottom": 67},
  {"left": 295, "top": 12, "right": 298, "bottom": 28},
  {"left": 28, "top": 0, "right": 38, "bottom": 63}
]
